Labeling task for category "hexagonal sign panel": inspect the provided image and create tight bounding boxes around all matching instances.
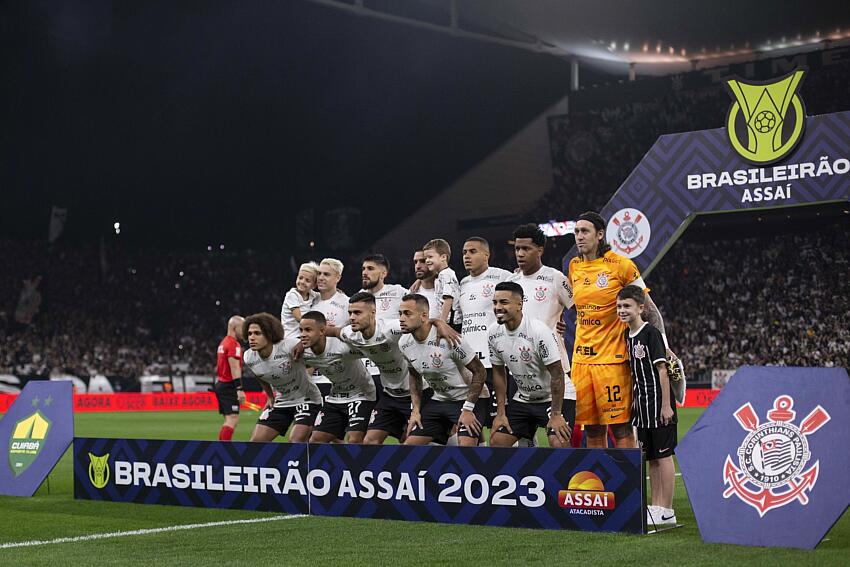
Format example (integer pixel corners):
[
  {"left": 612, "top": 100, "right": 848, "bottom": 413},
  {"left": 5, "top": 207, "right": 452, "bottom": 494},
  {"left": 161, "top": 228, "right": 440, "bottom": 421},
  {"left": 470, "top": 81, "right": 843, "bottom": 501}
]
[{"left": 678, "top": 366, "right": 849, "bottom": 549}]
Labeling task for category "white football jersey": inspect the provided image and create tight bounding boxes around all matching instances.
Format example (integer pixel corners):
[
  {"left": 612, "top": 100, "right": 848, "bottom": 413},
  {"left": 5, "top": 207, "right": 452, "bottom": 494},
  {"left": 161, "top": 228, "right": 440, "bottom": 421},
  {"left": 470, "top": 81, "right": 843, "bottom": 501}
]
[
  {"left": 488, "top": 317, "right": 572, "bottom": 404},
  {"left": 280, "top": 288, "right": 318, "bottom": 339},
  {"left": 433, "top": 267, "right": 461, "bottom": 325},
  {"left": 302, "top": 337, "right": 376, "bottom": 403},
  {"left": 399, "top": 326, "right": 476, "bottom": 402},
  {"left": 417, "top": 285, "right": 439, "bottom": 319},
  {"left": 458, "top": 266, "right": 512, "bottom": 368},
  {"left": 310, "top": 290, "right": 350, "bottom": 385},
  {"left": 340, "top": 319, "right": 412, "bottom": 398},
  {"left": 363, "top": 283, "right": 408, "bottom": 321},
  {"left": 242, "top": 338, "right": 322, "bottom": 407},
  {"left": 507, "top": 265, "right": 576, "bottom": 400}
]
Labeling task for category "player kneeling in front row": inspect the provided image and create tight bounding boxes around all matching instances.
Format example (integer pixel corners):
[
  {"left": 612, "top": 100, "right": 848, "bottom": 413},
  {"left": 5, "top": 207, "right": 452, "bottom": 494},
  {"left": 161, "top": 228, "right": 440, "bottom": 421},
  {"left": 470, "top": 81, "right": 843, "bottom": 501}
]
[
  {"left": 398, "top": 294, "right": 489, "bottom": 446},
  {"left": 487, "top": 282, "right": 573, "bottom": 448},
  {"left": 300, "top": 311, "right": 377, "bottom": 444},
  {"left": 617, "top": 285, "right": 677, "bottom": 526},
  {"left": 242, "top": 313, "right": 322, "bottom": 443}
]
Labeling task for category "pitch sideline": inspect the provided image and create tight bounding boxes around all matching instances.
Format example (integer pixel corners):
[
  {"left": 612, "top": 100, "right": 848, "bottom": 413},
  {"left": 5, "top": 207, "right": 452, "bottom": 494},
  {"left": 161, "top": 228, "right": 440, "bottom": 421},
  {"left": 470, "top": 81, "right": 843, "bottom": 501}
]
[{"left": 0, "top": 514, "right": 307, "bottom": 549}]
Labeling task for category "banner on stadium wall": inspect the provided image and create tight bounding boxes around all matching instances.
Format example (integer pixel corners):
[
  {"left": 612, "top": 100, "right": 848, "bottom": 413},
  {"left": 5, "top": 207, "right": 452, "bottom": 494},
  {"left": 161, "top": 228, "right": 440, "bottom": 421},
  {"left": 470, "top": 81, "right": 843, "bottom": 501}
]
[
  {"left": 74, "top": 439, "right": 645, "bottom": 534},
  {"left": 563, "top": 85, "right": 850, "bottom": 276},
  {"left": 0, "top": 381, "right": 74, "bottom": 497},
  {"left": 678, "top": 366, "right": 850, "bottom": 549}
]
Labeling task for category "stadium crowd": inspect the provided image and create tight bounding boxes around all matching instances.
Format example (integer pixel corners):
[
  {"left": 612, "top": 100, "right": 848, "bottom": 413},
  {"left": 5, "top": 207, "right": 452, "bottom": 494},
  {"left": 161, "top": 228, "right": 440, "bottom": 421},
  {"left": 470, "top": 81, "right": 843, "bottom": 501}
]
[{"left": 3, "top": 57, "right": 849, "bottom": 385}]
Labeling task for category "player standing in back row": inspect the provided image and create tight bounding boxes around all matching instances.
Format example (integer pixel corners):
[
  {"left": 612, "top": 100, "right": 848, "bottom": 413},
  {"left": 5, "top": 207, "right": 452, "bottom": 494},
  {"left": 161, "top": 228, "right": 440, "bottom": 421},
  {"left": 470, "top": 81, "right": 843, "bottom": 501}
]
[{"left": 570, "top": 211, "right": 674, "bottom": 449}]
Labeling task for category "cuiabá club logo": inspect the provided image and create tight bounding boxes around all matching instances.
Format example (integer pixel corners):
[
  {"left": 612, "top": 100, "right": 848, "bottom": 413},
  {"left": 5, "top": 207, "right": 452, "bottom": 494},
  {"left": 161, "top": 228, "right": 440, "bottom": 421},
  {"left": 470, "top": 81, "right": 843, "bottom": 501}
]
[
  {"left": 558, "top": 471, "right": 615, "bottom": 511},
  {"left": 723, "top": 395, "right": 830, "bottom": 517},
  {"left": 606, "top": 209, "right": 650, "bottom": 259},
  {"left": 8, "top": 410, "right": 52, "bottom": 477},
  {"left": 725, "top": 69, "right": 807, "bottom": 165}
]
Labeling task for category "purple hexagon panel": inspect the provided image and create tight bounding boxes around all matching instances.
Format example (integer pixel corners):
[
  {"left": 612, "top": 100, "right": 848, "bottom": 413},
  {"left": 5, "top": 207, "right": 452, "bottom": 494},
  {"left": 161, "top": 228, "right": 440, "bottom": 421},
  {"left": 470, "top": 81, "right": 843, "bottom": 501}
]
[{"left": 678, "top": 366, "right": 850, "bottom": 549}]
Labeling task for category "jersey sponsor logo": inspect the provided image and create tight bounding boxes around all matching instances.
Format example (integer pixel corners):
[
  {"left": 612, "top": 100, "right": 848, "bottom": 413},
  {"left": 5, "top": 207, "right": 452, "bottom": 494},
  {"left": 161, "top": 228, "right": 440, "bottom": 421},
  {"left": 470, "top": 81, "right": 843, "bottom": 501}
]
[
  {"left": 519, "top": 346, "right": 533, "bottom": 363},
  {"left": 482, "top": 283, "right": 494, "bottom": 298},
  {"left": 725, "top": 70, "right": 807, "bottom": 165},
  {"left": 607, "top": 209, "right": 651, "bottom": 259},
  {"left": 538, "top": 339, "right": 550, "bottom": 360},
  {"left": 430, "top": 352, "right": 443, "bottom": 368},
  {"left": 558, "top": 471, "right": 615, "bottom": 514},
  {"left": 534, "top": 286, "right": 548, "bottom": 302},
  {"left": 723, "top": 395, "right": 829, "bottom": 517},
  {"left": 88, "top": 452, "right": 110, "bottom": 488},
  {"left": 574, "top": 345, "right": 599, "bottom": 357},
  {"left": 8, "top": 410, "right": 52, "bottom": 476},
  {"left": 595, "top": 273, "right": 609, "bottom": 289},
  {"left": 632, "top": 342, "right": 646, "bottom": 360}
]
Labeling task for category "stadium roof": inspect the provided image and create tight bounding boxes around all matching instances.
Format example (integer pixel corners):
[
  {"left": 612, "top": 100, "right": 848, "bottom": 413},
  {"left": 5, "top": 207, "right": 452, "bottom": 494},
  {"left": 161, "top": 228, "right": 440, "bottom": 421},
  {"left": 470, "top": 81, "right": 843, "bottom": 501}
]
[{"left": 314, "top": 0, "right": 850, "bottom": 77}]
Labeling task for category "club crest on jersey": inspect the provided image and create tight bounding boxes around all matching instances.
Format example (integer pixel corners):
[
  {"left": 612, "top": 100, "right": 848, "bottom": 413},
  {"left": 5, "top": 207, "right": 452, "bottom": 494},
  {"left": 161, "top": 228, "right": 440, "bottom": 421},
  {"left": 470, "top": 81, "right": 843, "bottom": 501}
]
[
  {"left": 430, "top": 352, "right": 443, "bottom": 368},
  {"left": 632, "top": 342, "right": 646, "bottom": 360},
  {"left": 723, "top": 395, "right": 830, "bottom": 517},
  {"left": 380, "top": 298, "right": 392, "bottom": 311},
  {"left": 482, "top": 283, "right": 494, "bottom": 298},
  {"left": 596, "top": 272, "right": 609, "bottom": 289},
  {"left": 380, "top": 343, "right": 391, "bottom": 352},
  {"left": 607, "top": 208, "right": 651, "bottom": 259},
  {"left": 534, "top": 286, "right": 547, "bottom": 302},
  {"left": 278, "top": 359, "right": 292, "bottom": 373},
  {"left": 518, "top": 346, "right": 533, "bottom": 363},
  {"left": 330, "top": 361, "right": 345, "bottom": 374}
]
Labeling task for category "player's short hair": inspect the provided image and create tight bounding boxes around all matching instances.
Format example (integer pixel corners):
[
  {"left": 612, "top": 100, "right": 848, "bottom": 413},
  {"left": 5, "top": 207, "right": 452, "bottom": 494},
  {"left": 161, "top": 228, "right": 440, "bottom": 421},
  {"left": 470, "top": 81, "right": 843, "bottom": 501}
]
[
  {"left": 464, "top": 236, "right": 490, "bottom": 251},
  {"left": 512, "top": 223, "right": 546, "bottom": 248},
  {"left": 577, "top": 211, "right": 611, "bottom": 256},
  {"left": 617, "top": 285, "right": 645, "bottom": 304},
  {"left": 362, "top": 254, "right": 389, "bottom": 271},
  {"left": 301, "top": 310, "right": 327, "bottom": 326},
  {"left": 320, "top": 258, "right": 344, "bottom": 276},
  {"left": 349, "top": 291, "right": 376, "bottom": 305},
  {"left": 401, "top": 293, "right": 430, "bottom": 313},
  {"left": 242, "top": 313, "right": 284, "bottom": 343},
  {"left": 495, "top": 281, "right": 524, "bottom": 299},
  {"left": 299, "top": 261, "right": 320, "bottom": 276},
  {"left": 422, "top": 239, "right": 451, "bottom": 261}
]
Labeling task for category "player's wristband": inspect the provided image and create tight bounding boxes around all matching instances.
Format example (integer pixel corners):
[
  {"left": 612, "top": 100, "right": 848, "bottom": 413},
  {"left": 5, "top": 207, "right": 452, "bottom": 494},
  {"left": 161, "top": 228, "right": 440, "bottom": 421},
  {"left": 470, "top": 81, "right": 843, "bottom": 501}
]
[
  {"left": 233, "top": 378, "right": 243, "bottom": 390},
  {"left": 661, "top": 333, "right": 669, "bottom": 350},
  {"left": 462, "top": 401, "right": 476, "bottom": 412}
]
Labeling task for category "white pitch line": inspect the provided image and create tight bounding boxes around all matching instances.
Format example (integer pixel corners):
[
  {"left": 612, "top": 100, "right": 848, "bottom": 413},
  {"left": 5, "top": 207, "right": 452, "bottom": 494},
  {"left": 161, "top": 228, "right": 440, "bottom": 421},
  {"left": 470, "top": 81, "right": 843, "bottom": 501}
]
[
  {"left": 0, "top": 514, "right": 307, "bottom": 549},
  {"left": 645, "top": 473, "right": 683, "bottom": 480}
]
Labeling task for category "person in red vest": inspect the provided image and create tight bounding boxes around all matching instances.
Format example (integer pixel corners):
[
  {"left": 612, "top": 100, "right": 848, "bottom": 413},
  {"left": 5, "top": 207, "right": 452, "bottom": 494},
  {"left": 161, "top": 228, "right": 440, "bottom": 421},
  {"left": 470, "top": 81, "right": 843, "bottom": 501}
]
[{"left": 216, "top": 315, "right": 245, "bottom": 441}]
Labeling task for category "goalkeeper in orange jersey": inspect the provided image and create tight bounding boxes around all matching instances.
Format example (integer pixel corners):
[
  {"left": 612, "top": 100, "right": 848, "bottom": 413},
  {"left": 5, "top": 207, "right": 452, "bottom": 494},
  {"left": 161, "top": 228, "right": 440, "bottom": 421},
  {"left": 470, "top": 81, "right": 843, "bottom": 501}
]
[{"left": 569, "top": 211, "right": 676, "bottom": 449}]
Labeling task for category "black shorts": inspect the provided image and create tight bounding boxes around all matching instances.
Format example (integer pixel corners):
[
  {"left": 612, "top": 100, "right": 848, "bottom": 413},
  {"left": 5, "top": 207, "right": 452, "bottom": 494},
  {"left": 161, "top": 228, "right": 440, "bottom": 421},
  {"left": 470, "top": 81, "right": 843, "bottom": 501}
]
[
  {"left": 215, "top": 381, "right": 240, "bottom": 415},
  {"left": 256, "top": 403, "right": 321, "bottom": 435},
  {"left": 316, "top": 382, "right": 333, "bottom": 399},
  {"left": 408, "top": 398, "right": 488, "bottom": 444},
  {"left": 367, "top": 394, "right": 412, "bottom": 440},
  {"left": 496, "top": 399, "right": 576, "bottom": 440},
  {"left": 486, "top": 367, "right": 519, "bottom": 425},
  {"left": 637, "top": 423, "right": 678, "bottom": 461},
  {"left": 313, "top": 399, "right": 377, "bottom": 440}
]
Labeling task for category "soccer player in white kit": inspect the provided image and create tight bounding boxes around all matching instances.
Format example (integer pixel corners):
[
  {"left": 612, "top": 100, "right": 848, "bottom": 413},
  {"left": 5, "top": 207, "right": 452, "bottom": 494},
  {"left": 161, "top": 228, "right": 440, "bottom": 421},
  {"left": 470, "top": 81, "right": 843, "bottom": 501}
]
[
  {"left": 398, "top": 294, "right": 488, "bottom": 446},
  {"left": 359, "top": 254, "right": 407, "bottom": 393},
  {"left": 507, "top": 224, "right": 577, "bottom": 437},
  {"left": 300, "top": 311, "right": 376, "bottom": 444},
  {"left": 241, "top": 313, "right": 322, "bottom": 443},
  {"left": 280, "top": 262, "right": 320, "bottom": 338},
  {"left": 487, "top": 283, "right": 572, "bottom": 448},
  {"left": 411, "top": 249, "right": 438, "bottom": 319},
  {"left": 311, "top": 258, "right": 350, "bottom": 398},
  {"left": 458, "top": 237, "right": 512, "bottom": 426}
]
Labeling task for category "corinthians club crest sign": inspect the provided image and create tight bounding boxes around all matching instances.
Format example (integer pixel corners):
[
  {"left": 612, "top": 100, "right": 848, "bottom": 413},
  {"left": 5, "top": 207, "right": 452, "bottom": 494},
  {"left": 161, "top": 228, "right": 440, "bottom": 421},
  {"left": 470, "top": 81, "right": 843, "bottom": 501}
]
[{"left": 723, "top": 395, "right": 830, "bottom": 517}]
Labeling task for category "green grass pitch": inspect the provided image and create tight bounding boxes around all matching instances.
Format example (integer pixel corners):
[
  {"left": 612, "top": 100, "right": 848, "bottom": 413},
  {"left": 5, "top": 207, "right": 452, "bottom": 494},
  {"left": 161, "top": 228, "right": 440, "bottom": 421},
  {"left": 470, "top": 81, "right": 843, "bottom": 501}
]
[{"left": 0, "top": 409, "right": 847, "bottom": 566}]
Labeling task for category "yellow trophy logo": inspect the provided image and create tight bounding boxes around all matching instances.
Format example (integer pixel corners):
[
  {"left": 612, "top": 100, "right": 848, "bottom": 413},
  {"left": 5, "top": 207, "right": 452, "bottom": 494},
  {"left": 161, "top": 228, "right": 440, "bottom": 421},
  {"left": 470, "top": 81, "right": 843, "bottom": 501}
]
[
  {"left": 725, "top": 69, "right": 807, "bottom": 164},
  {"left": 9, "top": 411, "right": 52, "bottom": 477},
  {"left": 88, "top": 453, "right": 110, "bottom": 489}
]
